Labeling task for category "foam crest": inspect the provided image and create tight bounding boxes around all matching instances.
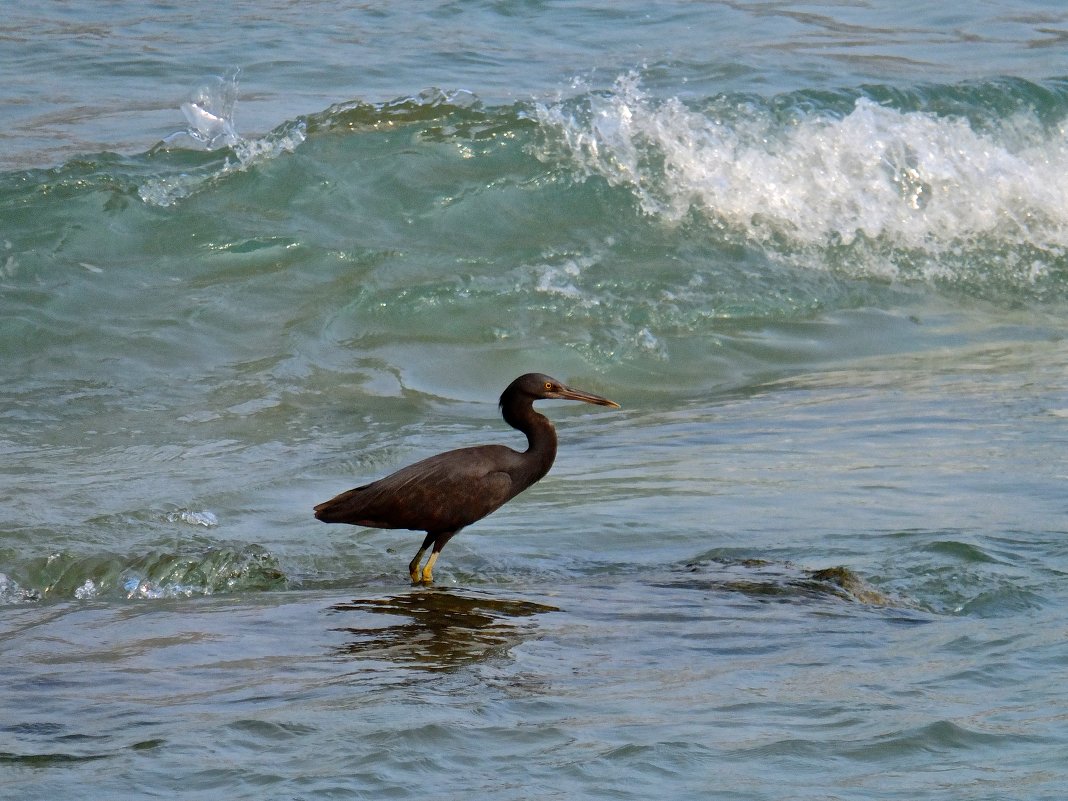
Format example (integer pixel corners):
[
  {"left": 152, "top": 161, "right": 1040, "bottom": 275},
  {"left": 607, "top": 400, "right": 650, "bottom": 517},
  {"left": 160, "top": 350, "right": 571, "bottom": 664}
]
[
  {"left": 138, "top": 121, "right": 306, "bottom": 207},
  {"left": 3, "top": 544, "right": 287, "bottom": 603},
  {"left": 140, "top": 71, "right": 306, "bottom": 207},
  {"left": 536, "top": 75, "right": 1068, "bottom": 285},
  {"left": 181, "top": 72, "right": 241, "bottom": 149},
  {"left": 0, "top": 572, "right": 40, "bottom": 604},
  {"left": 163, "top": 71, "right": 242, "bottom": 151}
]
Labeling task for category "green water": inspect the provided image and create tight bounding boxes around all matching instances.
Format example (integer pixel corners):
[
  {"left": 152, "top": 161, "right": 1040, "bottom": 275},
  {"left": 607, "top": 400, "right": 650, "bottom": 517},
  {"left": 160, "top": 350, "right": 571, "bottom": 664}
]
[{"left": 3, "top": 2, "right": 1068, "bottom": 799}]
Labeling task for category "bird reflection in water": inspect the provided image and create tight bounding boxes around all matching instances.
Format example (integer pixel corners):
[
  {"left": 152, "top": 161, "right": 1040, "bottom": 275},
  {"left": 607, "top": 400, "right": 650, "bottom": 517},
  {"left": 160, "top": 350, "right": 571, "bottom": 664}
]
[
  {"left": 329, "top": 589, "right": 558, "bottom": 670},
  {"left": 315, "top": 373, "right": 620, "bottom": 584}
]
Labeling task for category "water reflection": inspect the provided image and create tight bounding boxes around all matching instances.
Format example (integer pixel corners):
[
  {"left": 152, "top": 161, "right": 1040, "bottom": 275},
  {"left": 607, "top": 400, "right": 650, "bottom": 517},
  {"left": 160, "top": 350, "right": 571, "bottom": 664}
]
[{"left": 329, "top": 589, "right": 558, "bottom": 670}]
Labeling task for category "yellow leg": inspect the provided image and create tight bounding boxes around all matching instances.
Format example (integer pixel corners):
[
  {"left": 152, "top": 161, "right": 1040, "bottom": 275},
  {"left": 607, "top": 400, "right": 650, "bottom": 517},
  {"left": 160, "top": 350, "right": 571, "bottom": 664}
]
[
  {"left": 409, "top": 533, "right": 435, "bottom": 584},
  {"left": 408, "top": 548, "right": 427, "bottom": 584},
  {"left": 408, "top": 531, "right": 456, "bottom": 585},
  {"left": 420, "top": 551, "right": 441, "bottom": 584}
]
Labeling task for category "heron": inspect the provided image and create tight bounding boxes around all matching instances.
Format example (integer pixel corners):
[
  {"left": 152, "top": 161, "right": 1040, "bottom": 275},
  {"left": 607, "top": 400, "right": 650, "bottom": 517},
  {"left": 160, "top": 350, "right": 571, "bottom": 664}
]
[{"left": 314, "top": 373, "right": 620, "bottom": 583}]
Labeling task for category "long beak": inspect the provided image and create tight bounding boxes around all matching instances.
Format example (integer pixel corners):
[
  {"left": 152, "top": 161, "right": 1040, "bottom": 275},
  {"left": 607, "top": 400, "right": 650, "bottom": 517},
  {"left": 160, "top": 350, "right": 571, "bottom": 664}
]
[{"left": 555, "top": 384, "right": 621, "bottom": 409}]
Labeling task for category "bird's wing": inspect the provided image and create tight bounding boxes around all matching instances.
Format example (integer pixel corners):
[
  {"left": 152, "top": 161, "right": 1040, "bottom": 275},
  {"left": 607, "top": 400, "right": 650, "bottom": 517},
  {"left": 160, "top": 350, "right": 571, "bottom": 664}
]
[{"left": 314, "top": 445, "right": 521, "bottom": 532}]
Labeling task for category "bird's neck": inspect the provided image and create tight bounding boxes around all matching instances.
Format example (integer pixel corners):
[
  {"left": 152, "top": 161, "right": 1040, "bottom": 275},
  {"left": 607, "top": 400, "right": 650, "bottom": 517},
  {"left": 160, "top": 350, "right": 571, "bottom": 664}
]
[
  {"left": 503, "top": 401, "right": 558, "bottom": 484},
  {"left": 522, "top": 409, "right": 557, "bottom": 460}
]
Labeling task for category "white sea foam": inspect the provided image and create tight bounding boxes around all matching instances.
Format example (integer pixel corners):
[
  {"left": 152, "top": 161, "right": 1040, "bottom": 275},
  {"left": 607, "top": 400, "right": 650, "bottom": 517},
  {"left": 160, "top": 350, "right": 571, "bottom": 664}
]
[
  {"left": 140, "top": 71, "right": 306, "bottom": 207},
  {"left": 533, "top": 257, "right": 597, "bottom": 303},
  {"left": 166, "top": 509, "right": 219, "bottom": 527},
  {"left": 138, "top": 121, "right": 306, "bottom": 207},
  {"left": 164, "top": 71, "right": 242, "bottom": 151},
  {"left": 536, "top": 75, "right": 1068, "bottom": 280},
  {"left": 0, "top": 573, "right": 40, "bottom": 604}
]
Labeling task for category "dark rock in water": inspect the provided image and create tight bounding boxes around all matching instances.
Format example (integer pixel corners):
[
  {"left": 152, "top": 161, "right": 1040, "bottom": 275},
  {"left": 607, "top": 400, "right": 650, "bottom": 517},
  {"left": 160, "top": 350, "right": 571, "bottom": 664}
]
[
  {"left": 675, "top": 555, "right": 900, "bottom": 607},
  {"left": 805, "top": 565, "right": 895, "bottom": 606}
]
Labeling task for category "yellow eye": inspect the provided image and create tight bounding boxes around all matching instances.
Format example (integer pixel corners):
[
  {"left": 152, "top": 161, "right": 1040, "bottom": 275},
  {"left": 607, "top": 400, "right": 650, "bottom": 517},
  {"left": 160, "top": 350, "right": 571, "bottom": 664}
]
[{"left": 545, "top": 382, "right": 553, "bottom": 390}]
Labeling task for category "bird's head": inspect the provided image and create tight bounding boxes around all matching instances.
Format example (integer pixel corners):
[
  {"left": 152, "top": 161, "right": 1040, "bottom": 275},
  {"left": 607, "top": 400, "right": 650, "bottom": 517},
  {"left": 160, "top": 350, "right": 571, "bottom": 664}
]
[{"left": 503, "top": 373, "right": 620, "bottom": 409}]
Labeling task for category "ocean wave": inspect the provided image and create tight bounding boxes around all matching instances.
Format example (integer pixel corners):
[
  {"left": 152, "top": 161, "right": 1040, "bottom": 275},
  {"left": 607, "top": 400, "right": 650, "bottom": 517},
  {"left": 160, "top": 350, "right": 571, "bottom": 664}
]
[
  {"left": 6, "top": 74, "right": 1068, "bottom": 320},
  {"left": 303, "top": 87, "right": 487, "bottom": 134},
  {"left": 135, "top": 87, "right": 508, "bottom": 207},
  {"left": 138, "top": 121, "right": 307, "bottom": 207},
  {"left": 1, "top": 543, "right": 287, "bottom": 603},
  {"left": 534, "top": 73, "right": 1068, "bottom": 295}
]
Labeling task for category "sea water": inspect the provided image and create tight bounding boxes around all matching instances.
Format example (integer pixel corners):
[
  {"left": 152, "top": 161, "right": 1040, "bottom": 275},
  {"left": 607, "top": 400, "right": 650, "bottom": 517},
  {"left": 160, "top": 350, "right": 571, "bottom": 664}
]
[{"left": 1, "top": 2, "right": 1067, "bottom": 799}]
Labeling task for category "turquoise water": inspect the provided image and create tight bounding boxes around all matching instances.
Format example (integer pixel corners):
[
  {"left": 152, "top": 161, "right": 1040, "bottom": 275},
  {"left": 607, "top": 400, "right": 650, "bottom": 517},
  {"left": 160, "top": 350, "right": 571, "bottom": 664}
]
[{"left": 2, "top": 2, "right": 1068, "bottom": 799}]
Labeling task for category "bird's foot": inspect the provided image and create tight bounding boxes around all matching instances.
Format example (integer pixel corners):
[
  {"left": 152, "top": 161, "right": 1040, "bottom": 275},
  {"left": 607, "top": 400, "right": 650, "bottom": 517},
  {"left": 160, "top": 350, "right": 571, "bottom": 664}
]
[
  {"left": 408, "top": 552, "right": 426, "bottom": 585},
  {"left": 407, "top": 544, "right": 439, "bottom": 585},
  {"left": 417, "top": 552, "right": 439, "bottom": 585},
  {"left": 409, "top": 562, "right": 433, "bottom": 585}
]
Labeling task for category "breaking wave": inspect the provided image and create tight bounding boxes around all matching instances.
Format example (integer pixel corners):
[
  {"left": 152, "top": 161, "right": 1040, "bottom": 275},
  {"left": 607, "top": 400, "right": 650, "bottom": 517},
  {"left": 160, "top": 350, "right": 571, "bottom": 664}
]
[
  {"left": 534, "top": 74, "right": 1068, "bottom": 295},
  {"left": 1, "top": 543, "right": 286, "bottom": 604}
]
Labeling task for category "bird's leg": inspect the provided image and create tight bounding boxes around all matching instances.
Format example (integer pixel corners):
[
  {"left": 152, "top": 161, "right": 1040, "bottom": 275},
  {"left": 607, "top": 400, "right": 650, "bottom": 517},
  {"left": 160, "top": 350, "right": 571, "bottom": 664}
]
[
  {"left": 419, "top": 551, "right": 440, "bottom": 584},
  {"left": 409, "top": 532, "right": 435, "bottom": 584},
  {"left": 419, "top": 531, "right": 458, "bottom": 584}
]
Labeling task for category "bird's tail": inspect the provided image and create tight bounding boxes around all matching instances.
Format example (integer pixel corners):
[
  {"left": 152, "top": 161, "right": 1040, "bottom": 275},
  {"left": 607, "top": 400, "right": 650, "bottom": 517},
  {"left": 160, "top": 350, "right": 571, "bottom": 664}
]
[{"left": 313, "top": 485, "right": 370, "bottom": 523}]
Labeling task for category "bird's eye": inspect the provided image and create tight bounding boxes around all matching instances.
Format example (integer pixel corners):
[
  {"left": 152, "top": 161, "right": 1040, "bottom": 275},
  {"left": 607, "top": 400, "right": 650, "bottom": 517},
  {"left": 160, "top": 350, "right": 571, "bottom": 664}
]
[{"left": 545, "top": 382, "right": 554, "bottom": 390}]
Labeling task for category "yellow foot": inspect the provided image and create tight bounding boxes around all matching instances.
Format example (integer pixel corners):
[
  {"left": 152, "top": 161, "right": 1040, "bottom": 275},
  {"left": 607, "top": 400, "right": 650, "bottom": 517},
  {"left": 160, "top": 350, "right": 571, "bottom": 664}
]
[
  {"left": 407, "top": 548, "right": 439, "bottom": 585},
  {"left": 409, "top": 561, "right": 432, "bottom": 584},
  {"left": 408, "top": 550, "right": 426, "bottom": 584},
  {"left": 409, "top": 563, "right": 433, "bottom": 585},
  {"left": 419, "top": 552, "right": 439, "bottom": 585}
]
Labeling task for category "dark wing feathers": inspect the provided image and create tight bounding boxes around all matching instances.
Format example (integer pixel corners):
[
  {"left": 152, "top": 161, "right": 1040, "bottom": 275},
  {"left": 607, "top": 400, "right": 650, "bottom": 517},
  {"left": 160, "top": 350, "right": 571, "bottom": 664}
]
[{"left": 314, "top": 445, "right": 523, "bottom": 533}]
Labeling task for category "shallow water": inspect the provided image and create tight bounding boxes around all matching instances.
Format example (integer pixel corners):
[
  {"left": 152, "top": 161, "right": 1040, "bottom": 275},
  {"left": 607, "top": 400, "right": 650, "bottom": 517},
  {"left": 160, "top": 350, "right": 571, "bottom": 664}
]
[
  {"left": 1, "top": 572, "right": 1060, "bottom": 799},
  {"left": 2, "top": 2, "right": 1068, "bottom": 799}
]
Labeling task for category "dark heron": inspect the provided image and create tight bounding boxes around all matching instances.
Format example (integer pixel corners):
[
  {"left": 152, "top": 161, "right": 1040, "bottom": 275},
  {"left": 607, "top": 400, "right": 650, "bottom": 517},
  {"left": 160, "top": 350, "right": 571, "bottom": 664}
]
[{"left": 314, "top": 373, "right": 620, "bottom": 584}]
